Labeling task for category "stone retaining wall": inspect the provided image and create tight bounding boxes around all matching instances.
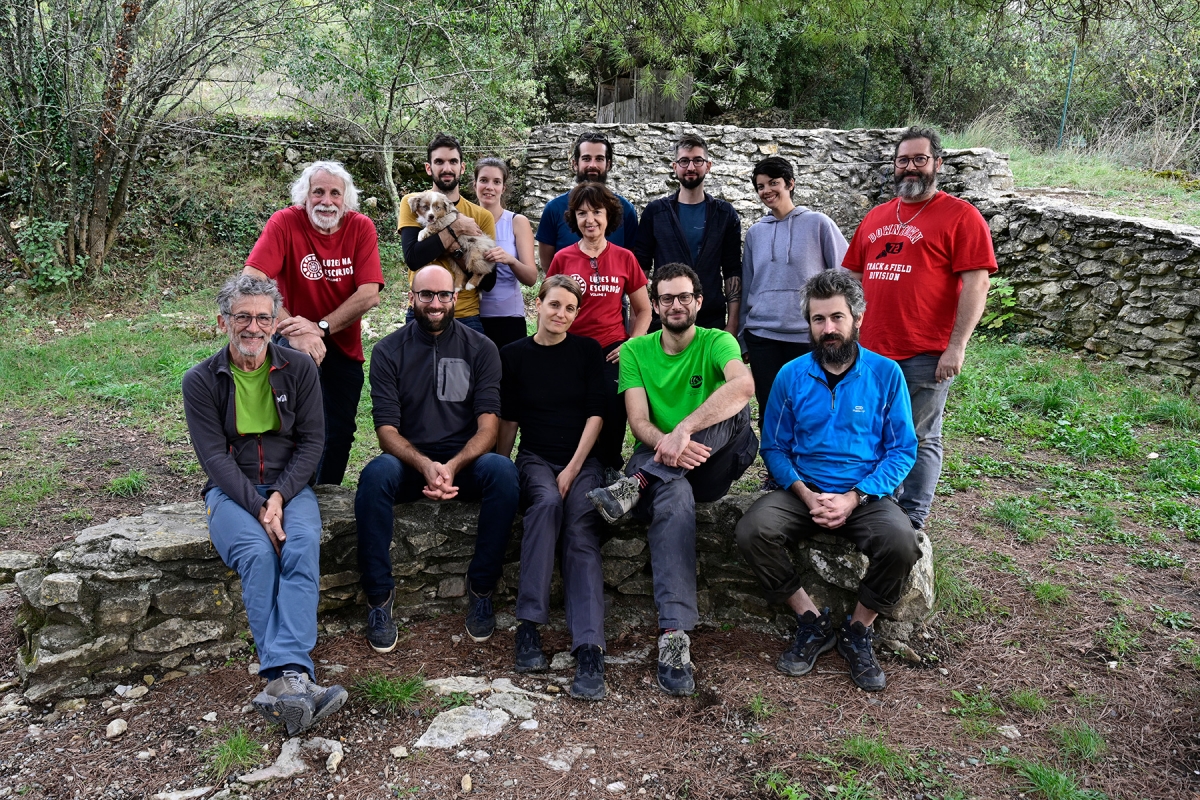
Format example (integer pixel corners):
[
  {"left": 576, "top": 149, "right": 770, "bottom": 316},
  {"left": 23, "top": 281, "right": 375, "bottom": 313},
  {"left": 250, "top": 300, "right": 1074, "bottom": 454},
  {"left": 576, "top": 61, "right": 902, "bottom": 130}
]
[{"left": 5, "top": 488, "right": 933, "bottom": 701}]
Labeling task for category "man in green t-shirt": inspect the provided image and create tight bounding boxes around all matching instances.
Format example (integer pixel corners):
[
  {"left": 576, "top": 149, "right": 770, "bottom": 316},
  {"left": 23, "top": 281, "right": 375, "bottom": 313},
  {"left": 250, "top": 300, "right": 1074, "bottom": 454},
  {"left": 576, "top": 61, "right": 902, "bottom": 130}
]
[{"left": 587, "top": 263, "right": 757, "bottom": 696}]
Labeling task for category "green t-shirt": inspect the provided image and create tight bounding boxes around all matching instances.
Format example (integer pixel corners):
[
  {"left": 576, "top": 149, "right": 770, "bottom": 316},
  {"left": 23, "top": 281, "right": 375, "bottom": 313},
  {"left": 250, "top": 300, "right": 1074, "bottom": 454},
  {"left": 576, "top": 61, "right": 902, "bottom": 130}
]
[
  {"left": 618, "top": 327, "right": 743, "bottom": 434},
  {"left": 230, "top": 356, "right": 280, "bottom": 435}
]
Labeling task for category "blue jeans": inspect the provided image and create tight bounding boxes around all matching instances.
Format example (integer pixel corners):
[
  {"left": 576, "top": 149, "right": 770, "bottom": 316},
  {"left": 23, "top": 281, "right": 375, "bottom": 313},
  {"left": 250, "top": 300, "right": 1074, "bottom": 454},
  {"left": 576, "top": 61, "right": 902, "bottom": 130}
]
[
  {"left": 895, "top": 354, "right": 954, "bottom": 529},
  {"left": 205, "top": 485, "right": 321, "bottom": 678},
  {"left": 355, "top": 452, "right": 519, "bottom": 598}
]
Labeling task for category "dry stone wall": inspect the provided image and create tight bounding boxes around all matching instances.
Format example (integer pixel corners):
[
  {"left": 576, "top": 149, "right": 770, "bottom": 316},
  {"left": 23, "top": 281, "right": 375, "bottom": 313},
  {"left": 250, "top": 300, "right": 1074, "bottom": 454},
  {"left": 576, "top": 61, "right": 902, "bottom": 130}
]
[{"left": 5, "top": 488, "right": 933, "bottom": 701}]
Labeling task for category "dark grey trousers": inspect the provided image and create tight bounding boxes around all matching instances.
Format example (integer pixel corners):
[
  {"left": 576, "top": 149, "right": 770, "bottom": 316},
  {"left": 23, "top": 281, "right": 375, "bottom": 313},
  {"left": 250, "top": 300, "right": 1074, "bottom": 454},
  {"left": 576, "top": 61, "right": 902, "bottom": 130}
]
[
  {"left": 734, "top": 489, "right": 921, "bottom": 615},
  {"left": 627, "top": 406, "right": 759, "bottom": 630},
  {"left": 514, "top": 451, "right": 607, "bottom": 652}
]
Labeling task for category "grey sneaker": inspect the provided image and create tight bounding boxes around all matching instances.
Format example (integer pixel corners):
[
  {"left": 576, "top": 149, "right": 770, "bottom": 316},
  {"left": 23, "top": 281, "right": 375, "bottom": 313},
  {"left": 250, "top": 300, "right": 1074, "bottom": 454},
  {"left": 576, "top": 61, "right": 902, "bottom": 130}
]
[
  {"left": 656, "top": 631, "right": 695, "bottom": 696},
  {"left": 837, "top": 620, "right": 887, "bottom": 692},
  {"left": 365, "top": 591, "right": 399, "bottom": 653},
  {"left": 587, "top": 476, "right": 641, "bottom": 524},
  {"left": 301, "top": 673, "right": 349, "bottom": 725},
  {"left": 252, "top": 669, "right": 315, "bottom": 736},
  {"left": 777, "top": 608, "right": 835, "bottom": 676},
  {"left": 570, "top": 644, "right": 606, "bottom": 701}
]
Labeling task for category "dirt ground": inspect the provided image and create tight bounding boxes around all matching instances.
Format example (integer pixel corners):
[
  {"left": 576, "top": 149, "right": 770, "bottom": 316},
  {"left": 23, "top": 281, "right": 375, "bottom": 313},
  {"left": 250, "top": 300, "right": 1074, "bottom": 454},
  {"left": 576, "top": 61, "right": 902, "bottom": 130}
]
[{"left": 1, "top": 408, "right": 1198, "bottom": 799}]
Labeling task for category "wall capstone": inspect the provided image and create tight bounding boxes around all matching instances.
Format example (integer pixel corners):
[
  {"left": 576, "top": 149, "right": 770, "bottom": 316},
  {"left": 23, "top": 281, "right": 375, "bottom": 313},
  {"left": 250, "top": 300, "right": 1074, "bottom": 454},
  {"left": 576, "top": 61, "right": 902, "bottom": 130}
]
[{"left": 12, "top": 488, "right": 934, "bottom": 700}]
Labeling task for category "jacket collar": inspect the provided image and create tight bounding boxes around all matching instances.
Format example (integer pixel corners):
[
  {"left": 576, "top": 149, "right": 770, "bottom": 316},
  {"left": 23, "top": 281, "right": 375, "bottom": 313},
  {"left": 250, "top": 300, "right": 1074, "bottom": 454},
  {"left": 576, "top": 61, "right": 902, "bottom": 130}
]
[
  {"left": 410, "top": 317, "right": 462, "bottom": 346},
  {"left": 212, "top": 340, "right": 291, "bottom": 378},
  {"left": 805, "top": 344, "right": 862, "bottom": 380}
]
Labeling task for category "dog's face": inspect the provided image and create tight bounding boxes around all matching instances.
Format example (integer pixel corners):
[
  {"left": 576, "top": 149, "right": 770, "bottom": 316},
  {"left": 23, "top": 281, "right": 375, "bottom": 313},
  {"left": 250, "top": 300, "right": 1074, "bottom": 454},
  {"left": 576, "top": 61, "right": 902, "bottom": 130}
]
[{"left": 407, "top": 191, "right": 454, "bottom": 228}]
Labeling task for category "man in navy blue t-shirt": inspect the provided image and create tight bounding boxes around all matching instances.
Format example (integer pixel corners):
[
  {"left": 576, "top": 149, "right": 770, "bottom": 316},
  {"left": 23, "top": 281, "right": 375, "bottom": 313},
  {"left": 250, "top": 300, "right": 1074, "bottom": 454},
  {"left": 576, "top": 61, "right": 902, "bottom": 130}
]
[{"left": 535, "top": 131, "right": 640, "bottom": 271}]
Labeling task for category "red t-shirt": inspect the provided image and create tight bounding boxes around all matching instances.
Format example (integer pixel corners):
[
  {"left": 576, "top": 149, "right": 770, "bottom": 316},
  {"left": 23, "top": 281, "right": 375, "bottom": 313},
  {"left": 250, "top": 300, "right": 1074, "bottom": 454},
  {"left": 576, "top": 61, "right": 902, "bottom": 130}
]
[
  {"left": 546, "top": 243, "right": 648, "bottom": 349},
  {"left": 246, "top": 206, "right": 384, "bottom": 362},
  {"left": 842, "top": 192, "right": 997, "bottom": 360}
]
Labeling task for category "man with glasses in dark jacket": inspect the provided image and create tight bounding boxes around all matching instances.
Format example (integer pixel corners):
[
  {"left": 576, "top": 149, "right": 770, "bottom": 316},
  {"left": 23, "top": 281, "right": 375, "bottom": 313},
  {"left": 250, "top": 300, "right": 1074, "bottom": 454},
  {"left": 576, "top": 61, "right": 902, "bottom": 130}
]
[
  {"left": 183, "top": 275, "right": 347, "bottom": 737},
  {"left": 634, "top": 133, "right": 742, "bottom": 333}
]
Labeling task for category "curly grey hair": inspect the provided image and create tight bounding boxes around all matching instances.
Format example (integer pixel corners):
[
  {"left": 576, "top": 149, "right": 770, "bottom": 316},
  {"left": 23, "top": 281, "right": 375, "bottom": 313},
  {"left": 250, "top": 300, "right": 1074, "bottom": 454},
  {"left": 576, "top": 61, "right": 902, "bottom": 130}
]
[
  {"left": 217, "top": 275, "right": 284, "bottom": 319},
  {"left": 290, "top": 160, "right": 360, "bottom": 211},
  {"left": 801, "top": 269, "right": 866, "bottom": 321}
]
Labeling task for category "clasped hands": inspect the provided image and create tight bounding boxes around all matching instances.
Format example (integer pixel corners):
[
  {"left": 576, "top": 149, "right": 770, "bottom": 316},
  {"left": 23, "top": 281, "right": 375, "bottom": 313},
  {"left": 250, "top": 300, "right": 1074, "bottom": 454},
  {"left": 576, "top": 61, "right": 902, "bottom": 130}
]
[
  {"left": 276, "top": 315, "right": 327, "bottom": 366},
  {"left": 257, "top": 492, "right": 287, "bottom": 555},
  {"left": 652, "top": 428, "right": 710, "bottom": 470},
  {"left": 420, "top": 459, "right": 460, "bottom": 500},
  {"left": 795, "top": 483, "right": 857, "bottom": 529}
]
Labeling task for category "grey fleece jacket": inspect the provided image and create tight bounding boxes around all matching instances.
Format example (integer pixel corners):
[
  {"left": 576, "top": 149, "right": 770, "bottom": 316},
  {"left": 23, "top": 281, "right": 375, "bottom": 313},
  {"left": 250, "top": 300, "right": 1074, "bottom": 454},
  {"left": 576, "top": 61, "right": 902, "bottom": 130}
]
[{"left": 739, "top": 206, "right": 849, "bottom": 343}]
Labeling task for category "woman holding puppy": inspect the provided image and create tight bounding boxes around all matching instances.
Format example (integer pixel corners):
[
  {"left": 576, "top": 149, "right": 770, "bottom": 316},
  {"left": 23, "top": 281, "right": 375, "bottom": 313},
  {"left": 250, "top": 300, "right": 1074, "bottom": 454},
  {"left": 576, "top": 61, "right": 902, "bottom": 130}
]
[
  {"left": 474, "top": 157, "right": 538, "bottom": 351},
  {"left": 546, "top": 183, "right": 651, "bottom": 472}
]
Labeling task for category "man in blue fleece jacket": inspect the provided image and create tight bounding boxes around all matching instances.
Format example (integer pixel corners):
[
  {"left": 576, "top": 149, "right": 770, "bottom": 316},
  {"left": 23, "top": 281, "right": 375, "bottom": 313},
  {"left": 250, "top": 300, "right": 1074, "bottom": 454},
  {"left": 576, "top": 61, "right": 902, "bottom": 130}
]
[{"left": 734, "top": 270, "right": 920, "bottom": 692}]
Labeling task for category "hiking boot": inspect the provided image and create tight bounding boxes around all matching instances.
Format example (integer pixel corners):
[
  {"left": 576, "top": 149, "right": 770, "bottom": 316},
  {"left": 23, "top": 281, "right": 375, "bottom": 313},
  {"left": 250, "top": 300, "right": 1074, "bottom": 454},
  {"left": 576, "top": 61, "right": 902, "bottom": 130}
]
[
  {"left": 300, "top": 673, "right": 349, "bottom": 725},
  {"left": 777, "top": 608, "right": 835, "bottom": 677},
  {"left": 587, "top": 476, "right": 641, "bottom": 524},
  {"left": 837, "top": 619, "right": 887, "bottom": 692},
  {"left": 252, "top": 669, "right": 315, "bottom": 736},
  {"left": 513, "top": 621, "right": 548, "bottom": 673},
  {"left": 465, "top": 587, "right": 496, "bottom": 643},
  {"left": 656, "top": 631, "right": 695, "bottom": 696},
  {"left": 570, "top": 644, "right": 606, "bottom": 701},
  {"left": 365, "top": 591, "right": 399, "bottom": 653}
]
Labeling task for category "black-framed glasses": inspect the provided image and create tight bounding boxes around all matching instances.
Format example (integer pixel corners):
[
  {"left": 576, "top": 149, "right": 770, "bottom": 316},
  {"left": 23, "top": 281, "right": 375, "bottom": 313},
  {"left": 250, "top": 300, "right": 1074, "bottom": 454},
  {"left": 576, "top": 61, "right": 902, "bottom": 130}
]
[
  {"left": 894, "top": 155, "right": 932, "bottom": 168},
  {"left": 656, "top": 292, "right": 695, "bottom": 307},
  {"left": 415, "top": 290, "right": 455, "bottom": 303},
  {"left": 673, "top": 157, "right": 709, "bottom": 168},
  {"left": 229, "top": 313, "right": 275, "bottom": 327}
]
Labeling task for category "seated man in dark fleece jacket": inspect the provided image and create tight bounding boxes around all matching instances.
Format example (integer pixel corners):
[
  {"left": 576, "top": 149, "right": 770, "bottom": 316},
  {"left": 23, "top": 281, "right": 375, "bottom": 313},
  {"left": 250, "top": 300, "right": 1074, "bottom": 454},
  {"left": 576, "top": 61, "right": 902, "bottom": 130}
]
[
  {"left": 182, "top": 275, "right": 347, "bottom": 737},
  {"left": 355, "top": 265, "right": 519, "bottom": 652}
]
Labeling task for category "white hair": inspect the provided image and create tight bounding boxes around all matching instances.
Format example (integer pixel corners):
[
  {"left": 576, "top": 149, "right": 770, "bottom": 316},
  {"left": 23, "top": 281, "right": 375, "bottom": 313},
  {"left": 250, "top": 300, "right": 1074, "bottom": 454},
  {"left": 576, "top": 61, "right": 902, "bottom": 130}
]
[{"left": 290, "top": 160, "right": 360, "bottom": 211}]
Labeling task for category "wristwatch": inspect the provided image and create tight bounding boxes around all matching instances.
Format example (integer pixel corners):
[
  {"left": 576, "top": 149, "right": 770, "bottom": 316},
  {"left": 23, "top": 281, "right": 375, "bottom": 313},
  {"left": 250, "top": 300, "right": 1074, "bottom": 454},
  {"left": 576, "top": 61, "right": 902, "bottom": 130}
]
[
  {"left": 317, "top": 320, "right": 330, "bottom": 338},
  {"left": 851, "top": 487, "right": 871, "bottom": 506}
]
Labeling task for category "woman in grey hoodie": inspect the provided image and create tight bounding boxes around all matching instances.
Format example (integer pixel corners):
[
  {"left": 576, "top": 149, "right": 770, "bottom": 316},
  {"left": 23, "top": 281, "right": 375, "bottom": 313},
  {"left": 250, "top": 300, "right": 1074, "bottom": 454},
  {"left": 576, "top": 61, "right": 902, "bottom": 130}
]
[{"left": 739, "top": 155, "right": 849, "bottom": 427}]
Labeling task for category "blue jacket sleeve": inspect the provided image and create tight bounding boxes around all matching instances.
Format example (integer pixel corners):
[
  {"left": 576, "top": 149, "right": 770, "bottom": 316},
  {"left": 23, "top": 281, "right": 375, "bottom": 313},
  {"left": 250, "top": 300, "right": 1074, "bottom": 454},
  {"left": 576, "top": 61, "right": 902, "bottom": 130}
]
[
  {"left": 760, "top": 364, "right": 802, "bottom": 490},
  {"left": 855, "top": 364, "right": 917, "bottom": 496}
]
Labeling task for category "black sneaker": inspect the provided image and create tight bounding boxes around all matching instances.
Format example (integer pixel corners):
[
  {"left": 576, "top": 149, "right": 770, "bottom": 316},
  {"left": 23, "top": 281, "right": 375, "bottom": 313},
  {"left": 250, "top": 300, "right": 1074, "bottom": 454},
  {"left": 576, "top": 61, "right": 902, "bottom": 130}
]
[
  {"left": 777, "top": 608, "right": 835, "bottom": 676},
  {"left": 837, "top": 619, "right": 887, "bottom": 692},
  {"left": 252, "top": 669, "right": 315, "bottom": 736},
  {"left": 570, "top": 644, "right": 606, "bottom": 701},
  {"left": 513, "top": 621, "right": 548, "bottom": 673},
  {"left": 656, "top": 631, "right": 695, "bottom": 696},
  {"left": 365, "top": 591, "right": 399, "bottom": 653},
  {"left": 587, "top": 476, "right": 641, "bottom": 524},
  {"left": 300, "top": 673, "right": 349, "bottom": 725},
  {"left": 465, "top": 587, "right": 495, "bottom": 643}
]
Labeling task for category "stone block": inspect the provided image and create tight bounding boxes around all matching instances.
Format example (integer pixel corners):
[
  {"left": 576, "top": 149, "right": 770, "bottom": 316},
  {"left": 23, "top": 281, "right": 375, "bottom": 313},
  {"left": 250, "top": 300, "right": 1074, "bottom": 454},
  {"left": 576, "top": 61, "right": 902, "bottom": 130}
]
[
  {"left": 132, "top": 619, "right": 226, "bottom": 653},
  {"left": 602, "top": 559, "right": 644, "bottom": 587},
  {"left": 38, "top": 573, "right": 82, "bottom": 606},
  {"left": 95, "top": 584, "right": 152, "bottom": 628},
  {"left": 437, "top": 576, "right": 465, "bottom": 598},
  {"left": 15, "top": 569, "right": 47, "bottom": 608},
  {"left": 153, "top": 581, "right": 232, "bottom": 617},
  {"left": 600, "top": 538, "right": 645, "bottom": 558},
  {"left": 0, "top": 551, "right": 43, "bottom": 585}
]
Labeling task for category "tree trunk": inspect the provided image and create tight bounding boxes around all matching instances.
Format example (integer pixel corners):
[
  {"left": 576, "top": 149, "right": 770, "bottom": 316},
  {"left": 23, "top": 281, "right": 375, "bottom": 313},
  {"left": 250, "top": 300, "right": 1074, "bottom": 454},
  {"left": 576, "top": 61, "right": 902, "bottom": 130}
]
[{"left": 376, "top": 145, "right": 402, "bottom": 231}]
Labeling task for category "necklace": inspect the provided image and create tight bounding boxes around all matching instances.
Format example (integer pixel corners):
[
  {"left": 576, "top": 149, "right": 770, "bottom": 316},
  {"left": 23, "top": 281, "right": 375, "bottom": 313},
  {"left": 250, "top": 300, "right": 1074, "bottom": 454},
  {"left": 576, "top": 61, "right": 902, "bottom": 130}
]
[{"left": 895, "top": 194, "right": 935, "bottom": 226}]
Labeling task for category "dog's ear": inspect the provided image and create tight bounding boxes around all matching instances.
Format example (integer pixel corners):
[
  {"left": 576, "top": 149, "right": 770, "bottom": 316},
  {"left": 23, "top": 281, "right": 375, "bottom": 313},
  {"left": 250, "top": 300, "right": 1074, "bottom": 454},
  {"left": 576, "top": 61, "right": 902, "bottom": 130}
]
[{"left": 407, "top": 194, "right": 422, "bottom": 214}]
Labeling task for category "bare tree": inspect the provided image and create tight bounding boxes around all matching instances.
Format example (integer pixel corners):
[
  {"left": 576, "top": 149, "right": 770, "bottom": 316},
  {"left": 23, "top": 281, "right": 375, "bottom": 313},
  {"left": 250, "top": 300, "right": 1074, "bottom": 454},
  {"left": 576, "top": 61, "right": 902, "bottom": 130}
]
[{"left": 0, "top": 0, "right": 291, "bottom": 281}]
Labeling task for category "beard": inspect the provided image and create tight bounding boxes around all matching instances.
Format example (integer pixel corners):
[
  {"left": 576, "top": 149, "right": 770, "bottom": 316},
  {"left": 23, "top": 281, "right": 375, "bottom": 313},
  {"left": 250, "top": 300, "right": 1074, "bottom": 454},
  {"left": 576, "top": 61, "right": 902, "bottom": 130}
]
[
  {"left": 661, "top": 307, "right": 697, "bottom": 334},
  {"left": 677, "top": 173, "right": 704, "bottom": 190},
  {"left": 894, "top": 170, "right": 935, "bottom": 200},
  {"left": 575, "top": 168, "right": 608, "bottom": 185},
  {"left": 308, "top": 203, "right": 344, "bottom": 232},
  {"left": 414, "top": 303, "right": 455, "bottom": 333},
  {"left": 231, "top": 332, "right": 268, "bottom": 359},
  {"left": 432, "top": 172, "right": 460, "bottom": 192},
  {"left": 815, "top": 328, "right": 859, "bottom": 367}
]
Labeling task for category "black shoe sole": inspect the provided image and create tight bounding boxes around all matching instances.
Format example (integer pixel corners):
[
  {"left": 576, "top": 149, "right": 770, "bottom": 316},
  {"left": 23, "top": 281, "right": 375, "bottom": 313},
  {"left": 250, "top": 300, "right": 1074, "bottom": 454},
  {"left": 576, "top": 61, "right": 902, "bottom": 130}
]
[
  {"left": 776, "top": 636, "right": 835, "bottom": 677},
  {"left": 656, "top": 672, "right": 695, "bottom": 697},
  {"left": 514, "top": 656, "right": 549, "bottom": 673},
  {"left": 254, "top": 695, "right": 314, "bottom": 737},
  {"left": 569, "top": 681, "right": 607, "bottom": 701}
]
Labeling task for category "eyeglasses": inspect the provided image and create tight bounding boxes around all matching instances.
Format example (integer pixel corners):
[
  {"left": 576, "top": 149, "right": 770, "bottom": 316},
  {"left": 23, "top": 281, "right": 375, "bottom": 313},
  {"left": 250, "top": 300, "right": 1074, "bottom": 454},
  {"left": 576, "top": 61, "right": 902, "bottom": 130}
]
[
  {"left": 229, "top": 313, "right": 275, "bottom": 327},
  {"left": 673, "top": 157, "right": 709, "bottom": 168},
  {"left": 414, "top": 290, "right": 455, "bottom": 303},
  {"left": 656, "top": 292, "right": 695, "bottom": 307},
  {"left": 894, "top": 155, "right": 933, "bottom": 168},
  {"left": 589, "top": 257, "right": 599, "bottom": 274}
]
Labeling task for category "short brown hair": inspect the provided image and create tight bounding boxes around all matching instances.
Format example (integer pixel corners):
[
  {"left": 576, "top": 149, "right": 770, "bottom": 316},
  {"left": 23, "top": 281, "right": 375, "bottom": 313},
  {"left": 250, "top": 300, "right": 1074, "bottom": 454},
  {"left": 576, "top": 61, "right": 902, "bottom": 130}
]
[
  {"left": 650, "top": 263, "right": 702, "bottom": 302},
  {"left": 538, "top": 273, "right": 583, "bottom": 303},
  {"left": 565, "top": 183, "right": 622, "bottom": 236}
]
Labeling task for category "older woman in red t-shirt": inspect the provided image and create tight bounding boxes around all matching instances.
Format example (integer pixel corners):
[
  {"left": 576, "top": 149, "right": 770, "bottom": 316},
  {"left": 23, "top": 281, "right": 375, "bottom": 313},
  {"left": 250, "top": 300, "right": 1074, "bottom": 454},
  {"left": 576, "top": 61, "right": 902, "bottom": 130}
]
[{"left": 546, "top": 183, "right": 651, "bottom": 472}]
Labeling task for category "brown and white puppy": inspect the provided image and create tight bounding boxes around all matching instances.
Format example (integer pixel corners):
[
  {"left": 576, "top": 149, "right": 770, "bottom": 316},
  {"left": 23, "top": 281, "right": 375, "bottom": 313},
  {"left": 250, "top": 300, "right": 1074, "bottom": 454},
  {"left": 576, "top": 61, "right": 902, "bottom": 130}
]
[{"left": 408, "top": 190, "right": 495, "bottom": 291}]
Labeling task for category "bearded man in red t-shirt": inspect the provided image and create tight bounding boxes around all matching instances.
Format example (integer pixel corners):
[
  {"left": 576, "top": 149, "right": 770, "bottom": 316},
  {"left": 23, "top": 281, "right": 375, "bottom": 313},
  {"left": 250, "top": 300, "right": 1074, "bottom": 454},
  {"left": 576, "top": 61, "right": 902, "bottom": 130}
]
[
  {"left": 842, "top": 128, "right": 997, "bottom": 530},
  {"left": 244, "top": 161, "right": 385, "bottom": 486}
]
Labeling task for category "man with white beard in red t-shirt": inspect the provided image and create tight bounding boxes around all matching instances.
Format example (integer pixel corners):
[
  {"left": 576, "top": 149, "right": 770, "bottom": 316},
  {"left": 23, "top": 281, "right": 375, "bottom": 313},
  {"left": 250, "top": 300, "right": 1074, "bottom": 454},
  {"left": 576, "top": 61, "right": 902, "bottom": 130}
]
[
  {"left": 244, "top": 161, "right": 384, "bottom": 486},
  {"left": 842, "top": 128, "right": 997, "bottom": 531}
]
